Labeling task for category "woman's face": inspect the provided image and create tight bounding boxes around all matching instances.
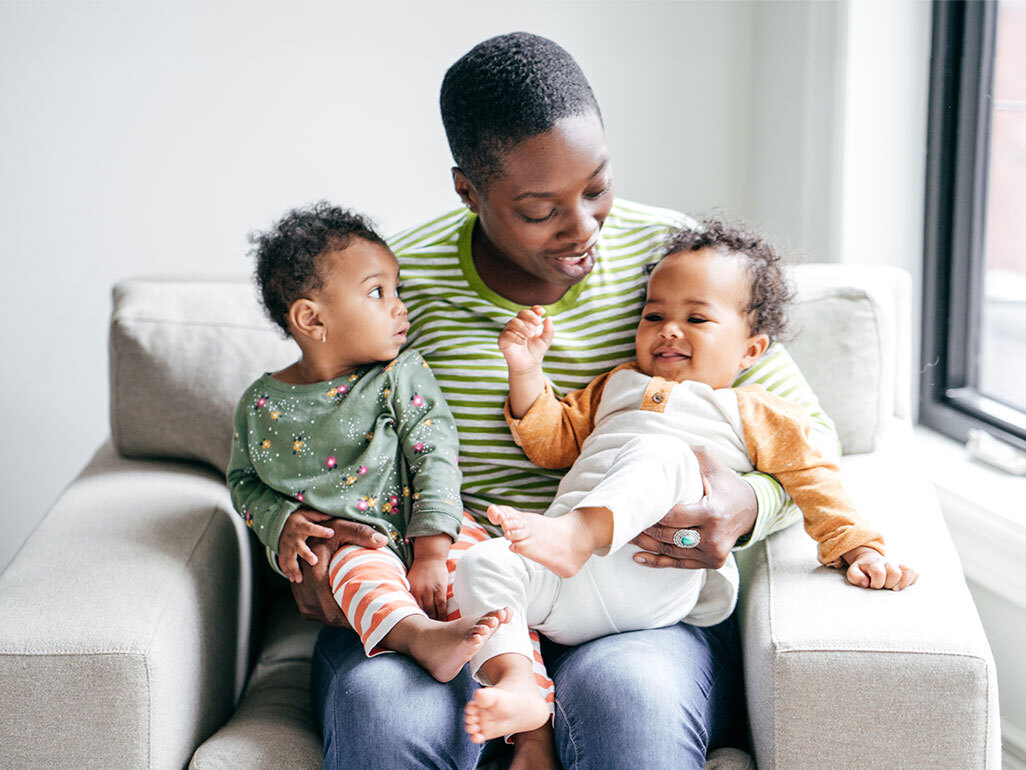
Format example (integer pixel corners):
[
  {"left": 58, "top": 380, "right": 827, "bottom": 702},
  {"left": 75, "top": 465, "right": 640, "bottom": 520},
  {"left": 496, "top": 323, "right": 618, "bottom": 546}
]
[{"left": 460, "top": 112, "right": 614, "bottom": 291}]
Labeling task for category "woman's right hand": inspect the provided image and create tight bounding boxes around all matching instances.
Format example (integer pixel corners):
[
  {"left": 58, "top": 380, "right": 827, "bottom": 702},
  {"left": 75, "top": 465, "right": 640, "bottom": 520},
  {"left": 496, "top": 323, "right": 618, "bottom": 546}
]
[
  {"left": 292, "top": 518, "right": 389, "bottom": 626},
  {"left": 498, "top": 305, "right": 555, "bottom": 374}
]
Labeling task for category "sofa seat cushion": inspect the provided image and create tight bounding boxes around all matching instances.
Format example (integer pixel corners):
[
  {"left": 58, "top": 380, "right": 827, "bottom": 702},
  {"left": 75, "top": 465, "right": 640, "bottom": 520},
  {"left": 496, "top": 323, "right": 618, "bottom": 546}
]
[{"left": 190, "top": 595, "right": 322, "bottom": 770}]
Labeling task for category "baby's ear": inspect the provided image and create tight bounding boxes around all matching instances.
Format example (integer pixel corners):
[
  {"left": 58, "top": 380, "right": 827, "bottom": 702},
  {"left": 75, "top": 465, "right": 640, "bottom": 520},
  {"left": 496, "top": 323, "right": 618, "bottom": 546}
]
[
  {"left": 288, "top": 298, "right": 324, "bottom": 344},
  {"left": 739, "top": 333, "right": 770, "bottom": 371}
]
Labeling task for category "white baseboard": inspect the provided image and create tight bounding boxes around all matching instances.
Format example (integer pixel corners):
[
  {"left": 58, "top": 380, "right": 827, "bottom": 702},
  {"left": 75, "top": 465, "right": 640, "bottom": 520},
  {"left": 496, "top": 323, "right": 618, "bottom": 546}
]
[{"left": 1004, "top": 719, "right": 1026, "bottom": 770}]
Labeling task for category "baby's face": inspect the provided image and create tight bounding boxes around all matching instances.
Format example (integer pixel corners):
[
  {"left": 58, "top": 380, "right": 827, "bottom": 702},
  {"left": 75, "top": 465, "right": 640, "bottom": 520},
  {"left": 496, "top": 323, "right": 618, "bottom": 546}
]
[
  {"left": 311, "top": 239, "right": 409, "bottom": 369},
  {"left": 635, "top": 248, "right": 767, "bottom": 388}
]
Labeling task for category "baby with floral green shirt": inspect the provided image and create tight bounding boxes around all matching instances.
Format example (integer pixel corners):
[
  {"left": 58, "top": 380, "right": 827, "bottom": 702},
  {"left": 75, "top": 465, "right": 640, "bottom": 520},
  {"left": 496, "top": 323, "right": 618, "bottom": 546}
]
[{"left": 228, "top": 202, "right": 509, "bottom": 682}]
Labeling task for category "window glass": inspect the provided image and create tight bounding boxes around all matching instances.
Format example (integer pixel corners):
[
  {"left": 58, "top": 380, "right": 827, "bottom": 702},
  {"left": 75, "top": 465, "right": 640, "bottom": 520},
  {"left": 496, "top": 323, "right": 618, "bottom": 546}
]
[{"left": 979, "top": 0, "right": 1026, "bottom": 412}]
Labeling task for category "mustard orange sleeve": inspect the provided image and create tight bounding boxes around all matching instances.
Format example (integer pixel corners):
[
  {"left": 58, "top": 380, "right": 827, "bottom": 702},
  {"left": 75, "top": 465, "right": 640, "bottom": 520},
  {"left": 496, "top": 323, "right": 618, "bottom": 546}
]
[
  {"left": 503, "top": 369, "right": 615, "bottom": 469},
  {"left": 735, "top": 385, "right": 886, "bottom": 567}
]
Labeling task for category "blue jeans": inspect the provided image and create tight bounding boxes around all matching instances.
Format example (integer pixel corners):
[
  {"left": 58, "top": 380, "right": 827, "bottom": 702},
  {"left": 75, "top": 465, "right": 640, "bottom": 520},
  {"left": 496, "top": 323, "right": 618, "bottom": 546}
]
[
  {"left": 543, "top": 618, "right": 746, "bottom": 770},
  {"left": 311, "top": 615, "right": 745, "bottom": 770}
]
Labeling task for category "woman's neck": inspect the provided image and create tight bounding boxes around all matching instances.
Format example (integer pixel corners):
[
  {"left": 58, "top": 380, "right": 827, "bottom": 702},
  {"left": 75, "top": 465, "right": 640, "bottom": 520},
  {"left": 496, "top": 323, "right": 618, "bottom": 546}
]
[{"left": 471, "top": 224, "right": 571, "bottom": 307}]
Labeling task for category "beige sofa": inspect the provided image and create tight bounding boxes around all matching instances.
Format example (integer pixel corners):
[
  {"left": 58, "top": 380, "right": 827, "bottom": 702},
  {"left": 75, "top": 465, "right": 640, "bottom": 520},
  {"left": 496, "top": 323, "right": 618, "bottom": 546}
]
[{"left": 0, "top": 265, "right": 1001, "bottom": 769}]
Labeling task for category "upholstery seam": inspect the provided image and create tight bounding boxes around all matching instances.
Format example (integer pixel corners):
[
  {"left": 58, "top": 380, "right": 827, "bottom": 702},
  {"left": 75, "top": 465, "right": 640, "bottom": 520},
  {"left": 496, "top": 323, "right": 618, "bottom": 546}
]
[
  {"left": 869, "top": 293, "right": 883, "bottom": 441},
  {"left": 775, "top": 648, "right": 992, "bottom": 659},
  {"left": 115, "top": 316, "right": 276, "bottom": 332},
  {"left": 141, "top": 504, "right": 225, "bottom": 769},
  {"left": 765, "top": 536, "right": 778, "bottom": 770},
  {"left": 112, "top": 322, "right": 124, "bottom": 451}
]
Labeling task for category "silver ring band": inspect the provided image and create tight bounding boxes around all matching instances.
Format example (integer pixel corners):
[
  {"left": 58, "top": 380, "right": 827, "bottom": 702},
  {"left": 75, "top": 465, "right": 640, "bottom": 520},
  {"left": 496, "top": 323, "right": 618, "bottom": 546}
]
[{"left": 672, "top": 528, "right": 701, "bottom": 549}]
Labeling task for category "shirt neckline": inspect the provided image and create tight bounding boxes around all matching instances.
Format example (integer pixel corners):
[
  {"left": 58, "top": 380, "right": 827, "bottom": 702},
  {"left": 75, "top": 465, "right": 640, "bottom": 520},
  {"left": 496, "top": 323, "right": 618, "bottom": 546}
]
[{"left": 456, "top": 213, "right": 591, "bottom": 316}]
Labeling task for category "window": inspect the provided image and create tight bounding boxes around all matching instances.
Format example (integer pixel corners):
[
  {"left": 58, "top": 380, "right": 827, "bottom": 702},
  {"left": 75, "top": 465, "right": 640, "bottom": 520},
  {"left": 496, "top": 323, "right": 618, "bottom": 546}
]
[{"left": 921, "top": 0, "right": 1026, "bottom": 452}]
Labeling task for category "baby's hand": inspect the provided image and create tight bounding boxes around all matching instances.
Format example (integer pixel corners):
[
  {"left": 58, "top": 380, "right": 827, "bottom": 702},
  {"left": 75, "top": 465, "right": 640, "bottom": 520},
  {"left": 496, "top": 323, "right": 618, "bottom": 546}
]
[
  {"left": 498, "top": 305, "right": 555, "bottom": 375},
  {"left": 277, "top": 508, "right": 337, "bottom": 584},
  {"left": 842, "top": 546, "right": 918, "bottom": 591},
  {"left": 407, "top": 556, "right": 449, "bottom": 620}
]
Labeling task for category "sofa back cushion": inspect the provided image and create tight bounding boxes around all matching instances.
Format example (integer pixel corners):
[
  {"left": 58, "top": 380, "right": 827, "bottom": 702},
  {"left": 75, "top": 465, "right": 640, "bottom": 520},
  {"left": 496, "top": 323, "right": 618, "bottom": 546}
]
[{"left": 109, "top": 265, "right": 910, "bottom": 472}]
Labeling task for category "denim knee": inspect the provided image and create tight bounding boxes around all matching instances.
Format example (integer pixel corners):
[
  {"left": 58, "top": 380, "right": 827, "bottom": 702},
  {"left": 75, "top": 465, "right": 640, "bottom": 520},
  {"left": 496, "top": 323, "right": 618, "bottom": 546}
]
[
  {"left": 312, "top": 626, "right": 484, "bottom": 770},
  {"left": 547, "top": 622, "right": 741, "bottom": 770}
]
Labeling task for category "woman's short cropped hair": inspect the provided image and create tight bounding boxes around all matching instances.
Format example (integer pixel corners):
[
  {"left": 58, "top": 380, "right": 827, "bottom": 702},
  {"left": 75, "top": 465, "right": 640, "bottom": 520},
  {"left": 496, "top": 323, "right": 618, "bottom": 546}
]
[
  {"left": 440, "top": 32, "right": 601, "bottom": 190},
  {"left": 249, "top": 201, "right": 386, "bottom": 335},
  {"left": 661, "top": 219, "right": 795, "bottom": 342}
]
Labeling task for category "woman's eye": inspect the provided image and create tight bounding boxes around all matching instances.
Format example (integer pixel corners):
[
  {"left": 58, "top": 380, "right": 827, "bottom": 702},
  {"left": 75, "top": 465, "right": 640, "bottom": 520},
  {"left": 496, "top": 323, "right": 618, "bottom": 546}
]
[
  {"left": 369, "top": 287, "right": 383, "bottom": 299},
  {"left": 585, "top": 182, "right": 612, "bottom": 200},
  {"left": 521, "top": 210, "right": 555, "bottom": 223}
]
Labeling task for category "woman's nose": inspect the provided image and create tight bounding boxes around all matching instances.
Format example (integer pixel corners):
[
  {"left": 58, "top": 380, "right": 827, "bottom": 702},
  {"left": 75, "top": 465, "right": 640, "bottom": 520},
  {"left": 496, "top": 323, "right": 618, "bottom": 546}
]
[{"left": 559, "top": 202, "right": 598, "bottom": 247}]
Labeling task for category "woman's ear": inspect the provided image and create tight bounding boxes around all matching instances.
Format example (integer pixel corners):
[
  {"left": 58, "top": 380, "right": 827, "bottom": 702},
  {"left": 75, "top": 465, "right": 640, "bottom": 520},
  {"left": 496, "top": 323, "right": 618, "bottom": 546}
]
[
  {"left": 288, "top": 298, "right": 325, "bottom": 344},
  {"left": 739, "top": 333, "right": 770, "bottom": 371},
  {"left": 452, "top": 167, "right": 481, "bottom": 213}
]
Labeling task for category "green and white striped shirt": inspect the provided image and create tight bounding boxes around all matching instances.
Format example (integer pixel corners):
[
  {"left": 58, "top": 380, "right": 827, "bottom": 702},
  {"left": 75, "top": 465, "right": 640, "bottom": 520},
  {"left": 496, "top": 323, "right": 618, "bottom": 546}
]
[{"left": 390, "top": 200, "right": 838, "bottom": 548}]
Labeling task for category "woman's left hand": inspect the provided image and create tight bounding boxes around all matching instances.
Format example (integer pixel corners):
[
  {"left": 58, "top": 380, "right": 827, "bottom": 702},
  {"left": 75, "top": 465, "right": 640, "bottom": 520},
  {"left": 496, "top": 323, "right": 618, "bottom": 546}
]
[{"left": 630, "top": 445, "right": 757, "bottom": 570}]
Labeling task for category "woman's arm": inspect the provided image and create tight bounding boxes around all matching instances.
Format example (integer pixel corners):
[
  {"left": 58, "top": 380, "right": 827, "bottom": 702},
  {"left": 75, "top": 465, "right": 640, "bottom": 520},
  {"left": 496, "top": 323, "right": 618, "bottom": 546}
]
[
  {"left": 631, "top": 445, "right": 757, "bottom": 569},
  {"left": 292, "top": 519, "right": 390, "bottom": 627}
]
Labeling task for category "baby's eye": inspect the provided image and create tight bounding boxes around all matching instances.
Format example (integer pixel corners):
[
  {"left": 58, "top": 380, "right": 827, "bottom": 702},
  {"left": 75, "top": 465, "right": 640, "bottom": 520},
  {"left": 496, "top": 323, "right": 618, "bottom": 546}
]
[
  {"left": 642, "top": 313, "right": 662, "bottom": 322},
  {"left": 688, "top": 316, "right": 708, "bottom": 324},
  {"left": 369, "top": 287, "right": 383, "bottom": 299}
]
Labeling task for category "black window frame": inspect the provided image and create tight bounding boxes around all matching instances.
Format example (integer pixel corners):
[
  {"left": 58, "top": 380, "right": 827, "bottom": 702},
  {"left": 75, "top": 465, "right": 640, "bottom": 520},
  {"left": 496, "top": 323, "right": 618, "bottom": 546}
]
[{"left": 921, "top": 0, "right": 1026, "bottom": 452}]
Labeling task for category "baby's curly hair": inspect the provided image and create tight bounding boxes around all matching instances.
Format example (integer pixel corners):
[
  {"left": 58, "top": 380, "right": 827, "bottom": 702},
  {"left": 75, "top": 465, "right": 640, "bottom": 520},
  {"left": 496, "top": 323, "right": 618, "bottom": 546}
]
[
  {"left": 660, "top": 218, "right": 794, "bottom": 342},
  {"left": 249, "top": 202, "right": 387, "bottom": 336}
]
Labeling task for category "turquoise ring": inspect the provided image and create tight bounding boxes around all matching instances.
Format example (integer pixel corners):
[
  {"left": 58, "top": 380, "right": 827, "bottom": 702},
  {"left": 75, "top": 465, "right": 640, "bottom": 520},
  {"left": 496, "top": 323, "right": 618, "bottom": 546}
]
[{"left": 672, "top": 528, "right": 701, "bottom": 549}]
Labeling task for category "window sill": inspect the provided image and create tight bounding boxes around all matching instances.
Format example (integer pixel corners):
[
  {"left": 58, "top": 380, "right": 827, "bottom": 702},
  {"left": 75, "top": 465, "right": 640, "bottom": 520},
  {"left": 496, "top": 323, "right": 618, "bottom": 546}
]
[{"left": 912, "top": 424, "right": 1026, "bottom": 612}]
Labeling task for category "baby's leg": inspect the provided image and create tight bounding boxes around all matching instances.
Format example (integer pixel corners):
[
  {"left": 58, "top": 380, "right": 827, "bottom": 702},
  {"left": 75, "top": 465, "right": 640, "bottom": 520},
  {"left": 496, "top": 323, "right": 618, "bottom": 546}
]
[
  {"left": 446, "top": 514, "right": 557, "bottom": 765},
  {"left": 453, "top": 538, "right": 560, "bottom": 742},
  {"left": 488, "top": 434, "right": 702, "bottom": 576},
  {"left": 329, "top": 545, "right": 509, "bottom": 683},
  {"left": 576, "top": 434, "right": 703, "bottom": 553}
]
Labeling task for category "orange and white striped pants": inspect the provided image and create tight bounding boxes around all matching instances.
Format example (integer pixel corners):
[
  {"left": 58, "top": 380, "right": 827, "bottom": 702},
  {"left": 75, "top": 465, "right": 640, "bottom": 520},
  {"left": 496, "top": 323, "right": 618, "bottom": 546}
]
[{"left": 328, "top": 511, "right": 554, "bottom": 712}]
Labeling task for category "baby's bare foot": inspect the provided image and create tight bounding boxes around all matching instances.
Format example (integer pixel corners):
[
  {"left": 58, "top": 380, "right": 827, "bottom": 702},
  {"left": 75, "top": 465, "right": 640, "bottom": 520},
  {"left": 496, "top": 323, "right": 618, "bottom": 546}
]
[
  {"left": 487, "top": 504, "right": 595, "bottom": 578},
  {"left": 464, "top": 677, "right": 550, "bottom": 744},
  {"left": 510, "top": 723, "right": 561, "bottom": 770},
  {"left": 408, "top": 608, "right": 511, "bottom": 683}
]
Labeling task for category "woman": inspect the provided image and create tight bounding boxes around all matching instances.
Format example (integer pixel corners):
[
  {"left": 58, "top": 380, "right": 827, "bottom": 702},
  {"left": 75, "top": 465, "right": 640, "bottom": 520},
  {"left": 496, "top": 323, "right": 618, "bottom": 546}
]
[{"left": 294, "top": 32, "right": 837, "bottom": 770}]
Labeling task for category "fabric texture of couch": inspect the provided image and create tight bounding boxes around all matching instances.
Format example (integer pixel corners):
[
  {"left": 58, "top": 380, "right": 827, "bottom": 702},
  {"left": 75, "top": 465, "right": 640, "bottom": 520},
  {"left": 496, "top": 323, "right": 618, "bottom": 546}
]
[{"left": 0, "top": 264, "right": 1000, "bottom": 769}]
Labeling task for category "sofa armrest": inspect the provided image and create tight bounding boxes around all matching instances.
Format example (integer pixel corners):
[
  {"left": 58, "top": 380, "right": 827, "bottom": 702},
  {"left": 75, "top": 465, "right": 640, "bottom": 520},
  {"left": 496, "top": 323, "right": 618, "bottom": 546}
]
[
  {"left": 0, "top": 443, "right": 255, "bottom": 769},
  {"left": 738, "top": 420, "right": 1000, "bottom": 768}
]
